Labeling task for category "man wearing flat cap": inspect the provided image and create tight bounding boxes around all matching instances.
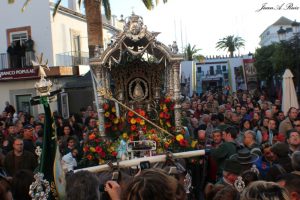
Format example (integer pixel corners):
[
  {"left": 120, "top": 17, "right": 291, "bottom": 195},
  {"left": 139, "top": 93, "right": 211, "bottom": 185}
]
[{"left": 216, "top": 159, "right": 242, "bottom": 186}]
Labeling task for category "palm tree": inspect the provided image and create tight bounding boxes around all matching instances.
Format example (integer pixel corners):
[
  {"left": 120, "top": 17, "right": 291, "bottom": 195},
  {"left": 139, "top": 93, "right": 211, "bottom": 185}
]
[
  {"left": 216, "top": 35, "right": 245, "bottom": 57},
  {"left": 9, "top": 0, "right": 168, "bottom": 58},
  {"left": 184, "top": 43, "right": 203, "bottom": 61},
  {"left": 54, "top": 0, "right": 168, "bottom": 58}
]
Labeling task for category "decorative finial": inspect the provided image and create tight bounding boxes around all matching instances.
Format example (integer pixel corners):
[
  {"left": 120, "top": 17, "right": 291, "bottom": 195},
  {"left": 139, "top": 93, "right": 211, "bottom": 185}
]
[
  {"left": 184, "top": 172, "right": 192, "bottom": 194},
  {"left": 29, "top": 173, "right": 51, "bottom": 200},
  {"left": 32, "top": 53, "right": 52, "bottom": 96},
  {"left": 250, "top": 164, "right": 260, "bottom": 175},
  {"left": 234, "top": 176, "right": 245, "bottom": 193}
]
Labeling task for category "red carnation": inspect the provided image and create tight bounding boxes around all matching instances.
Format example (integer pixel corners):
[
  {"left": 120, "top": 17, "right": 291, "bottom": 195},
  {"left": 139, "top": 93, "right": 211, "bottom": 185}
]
[
  {"left": 131, "top": 125, "right": 137, "bottom": 131},
  {"left": 128, "top": 111, "right": 134, "bottom": 117},
  {"left": 159, "top": 112, "right": 164, "bottom": 118},
  {"left": 103, "top": 103, "right": 109, "bottom": 110},
  {"left": 164, "top": 98, "right": 171, "bottom": 103},
  {"left": 164, "top": 113, "right": 170, "bottom": 119},
  {"left": 111, "top": 151, "right": 117, "bottom": 157},
  {"left": 95, "top": 146, "right": 103, "bottom": 153},
  {"left": 109, "top": 114, "right": 115, "bottom": 120}
]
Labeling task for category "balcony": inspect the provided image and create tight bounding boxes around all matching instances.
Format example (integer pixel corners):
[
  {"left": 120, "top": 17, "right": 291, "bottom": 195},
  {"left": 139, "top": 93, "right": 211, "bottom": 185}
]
[
  {"left": 0, "top": 52, "right": 34, "bottom": 70},
  {"left": 55, "top": 51, "right": 89, "bottom": 66}
]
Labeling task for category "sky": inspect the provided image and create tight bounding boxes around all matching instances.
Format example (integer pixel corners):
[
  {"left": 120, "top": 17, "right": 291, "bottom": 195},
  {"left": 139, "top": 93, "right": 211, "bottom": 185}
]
[{"left": 107, "top": 0, "right": 300, "bottom": 56}]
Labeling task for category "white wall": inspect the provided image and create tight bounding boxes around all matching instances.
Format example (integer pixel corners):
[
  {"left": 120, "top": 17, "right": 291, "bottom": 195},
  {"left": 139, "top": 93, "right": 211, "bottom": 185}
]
[
  {"left": 0, "top": 0, "right": 54, "bottom": 66},
  {"left": 51, "top": 10, "right": 88, "bottom": 65},
  {"left": 260, "top": 25, "right": 294, "bottom": 47}
]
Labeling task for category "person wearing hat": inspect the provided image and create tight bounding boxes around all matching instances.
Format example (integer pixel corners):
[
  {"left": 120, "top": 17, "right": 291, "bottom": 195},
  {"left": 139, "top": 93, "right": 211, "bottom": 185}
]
[
  {"left": 22, "top": 124, "right": 36, "bottom": 154},
  {"left": 211, "top": 126, "right": 239, "bottom": 180},
  {"left": 230, "top": 148, "right": 259, "bottom": 173},
  {"left": 265, "top": 142, "right": 293, "bottom": 181},
  {"left": 215, "top": 159, "right": 242, "bottom": 186}
]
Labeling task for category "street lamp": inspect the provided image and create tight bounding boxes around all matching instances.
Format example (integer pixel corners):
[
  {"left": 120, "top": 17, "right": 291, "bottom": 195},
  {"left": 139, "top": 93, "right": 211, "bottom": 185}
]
[{"left": 277, "top": 26, "right": 287, "bottom": 41}]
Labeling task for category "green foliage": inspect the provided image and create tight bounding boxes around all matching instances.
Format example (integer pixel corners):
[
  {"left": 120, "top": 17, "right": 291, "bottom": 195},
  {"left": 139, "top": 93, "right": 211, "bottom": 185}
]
[
  {"left": 254, "top": 38, "right": 300, "bottom": 82},
  {"left": 216, "top": 35, "right": 245, "bottom": 57},
  {"left": 184, "top": 43, "right": 202, "bottom": 61},
  {"left": 254, "top": 44, "right": 277, "bottom": 81}
]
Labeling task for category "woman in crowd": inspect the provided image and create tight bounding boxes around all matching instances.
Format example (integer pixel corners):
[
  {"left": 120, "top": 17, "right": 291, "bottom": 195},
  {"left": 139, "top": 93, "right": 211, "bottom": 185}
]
[{"left": 241, "top": 181, "right": 290, "bottom": 200}]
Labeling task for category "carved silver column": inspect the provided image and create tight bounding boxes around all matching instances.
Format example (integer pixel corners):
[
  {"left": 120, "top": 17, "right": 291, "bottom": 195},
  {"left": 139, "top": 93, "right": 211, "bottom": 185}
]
[
  {"left": 97, "top": 66, "right": 106, "bottom": 136},
  {"left": 172, "top": 61, "right": 182, "bottom": 132},
  {"left": 169, "top": 65, "right": 174, "bottom": 97}
]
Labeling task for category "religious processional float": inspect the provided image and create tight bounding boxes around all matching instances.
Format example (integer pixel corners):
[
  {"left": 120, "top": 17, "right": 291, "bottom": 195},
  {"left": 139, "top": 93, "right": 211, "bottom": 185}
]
[{"left": 29, "top": 13, "right": 207, "bottom": 200}]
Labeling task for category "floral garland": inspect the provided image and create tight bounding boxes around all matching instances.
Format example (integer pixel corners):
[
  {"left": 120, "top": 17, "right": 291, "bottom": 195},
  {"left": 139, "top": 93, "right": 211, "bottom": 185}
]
[
  {"left": 82, "top": 97, "right": 193, "bottom": 166},
  {"left": 103, "top": 102, "right": 124, "bottom": 139},
  {"left": 82, "top": 131, "right": 118, "bottom": 165}
]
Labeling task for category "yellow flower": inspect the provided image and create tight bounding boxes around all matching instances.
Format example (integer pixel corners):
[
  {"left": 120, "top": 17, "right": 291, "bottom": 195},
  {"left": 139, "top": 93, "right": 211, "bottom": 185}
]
[
  {"left": 166, "top": 121, "right": 171, "bottom": 127},
  {"left": 191, "top": 140, "right": 198, "bottom": 148},
  {"left": 122, "top": 133, "right": 128, "bottom": 139},
  {"left": 90, "top": 147, "right": 96, "bottom": 152},
  {"left": 159, "top": 119, "right": 163, "bottom": 126},
  {"left": 113, "top": 118, "right": 119, "bottom": 124},
  {"left": 104, "top": 112, "right": 110, "bottom": 117},
  {"left": 176, "top": 134, "right": 184, "bottom": 141},
  {"left": 99, "top": 159, "right": 106, "bottom": 165},
  {"left": 140, "top": 119, "right": 145, "bottom": 126},
  {"left": 110, "top": 146, "right": 115, "bottom": 152},
  {"left": 111, "top": 107, "right": 116, "bottom": 113},
  {"left": 130, "top": 118, "right": 136, "bottom": 124}
]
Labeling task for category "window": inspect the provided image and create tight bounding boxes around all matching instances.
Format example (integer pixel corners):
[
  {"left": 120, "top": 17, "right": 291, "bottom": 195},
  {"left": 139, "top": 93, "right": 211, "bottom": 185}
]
[
  {"left": 11, "top": 32, "right": 28, "bottom": 44},
  {"left": 216, "top": 65, "right": 221, "bottom": 74},
  {"left": 16, "top": 94, "right": 32, "bottom": 114},
  {"left": 197, "top": 67, "right": 202, "bottom": 73},
  {"left": 210, "top": 66, "right": 214, "bottom": 75},
  {"left": 6, "top": 26, "right": 31, "bottom": 46},
  {"left": 222, "top": 65, "right": 227, "bottom": 71}
]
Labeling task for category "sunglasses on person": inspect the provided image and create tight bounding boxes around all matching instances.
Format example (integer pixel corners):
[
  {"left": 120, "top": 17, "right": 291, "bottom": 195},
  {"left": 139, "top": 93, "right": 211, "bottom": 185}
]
[{"left": 294, "top": 124, "right": 300, "bottom": 127}]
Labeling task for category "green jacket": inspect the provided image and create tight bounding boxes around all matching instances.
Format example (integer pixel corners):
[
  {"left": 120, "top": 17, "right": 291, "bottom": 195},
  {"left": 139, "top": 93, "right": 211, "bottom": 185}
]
[{"left": 211, "top": 141, "right": 238, "bottom": 175}]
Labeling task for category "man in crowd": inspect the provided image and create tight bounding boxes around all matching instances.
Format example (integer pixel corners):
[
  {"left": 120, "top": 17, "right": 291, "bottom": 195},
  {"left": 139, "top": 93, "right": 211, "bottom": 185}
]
[
  {"left": 243, "top": 130, "right": 262, "bottom": 156},
  {"left": 211, "top": 126, "right": 239, "bottom": 179},
  {"left": 4, "top": 137, "right": 37, "bottom": 176},
  {"left": 22, "top": 124, "right": 36, "bottom": 154},
  {"left": 286, "top": 129, "right": 300, "bottom": 155},
  {"left": 293, "top": 117, "right": 300, "bottom": 133},
  {"left": 2, "top": 123, "right": 17, "bottom": 154},
  {"left": 211, "top": 129, "right": 223, "bottom": 148},
  {"left": 265, "top": 142, "right": 293, "bottom": 182},
  {"left": 216, "top": 159, "right": 241, "bottom": 186},
  {"left": 279, "top": 107, "right": 298, "bottom": 138}
]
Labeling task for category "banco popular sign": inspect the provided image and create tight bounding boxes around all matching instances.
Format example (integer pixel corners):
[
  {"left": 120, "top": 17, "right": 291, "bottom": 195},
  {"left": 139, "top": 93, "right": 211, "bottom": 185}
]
[{"left": 0, "top": 67, "right": 39, "bottom": 81}]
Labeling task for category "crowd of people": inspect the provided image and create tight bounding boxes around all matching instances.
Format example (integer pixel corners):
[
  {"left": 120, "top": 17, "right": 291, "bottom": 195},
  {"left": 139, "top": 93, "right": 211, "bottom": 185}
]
[{"left": 0, "top": 89, "right": 300, "bottom": 200}]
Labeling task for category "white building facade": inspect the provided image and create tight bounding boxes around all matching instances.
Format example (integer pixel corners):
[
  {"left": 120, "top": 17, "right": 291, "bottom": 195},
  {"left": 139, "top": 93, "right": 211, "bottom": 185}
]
[
  {"left": 181, "top": 55, "right": 254, "bottom": 96},
  {"left": 0, "top": 0, "right": 122, "bottom": 115},
  {"left": 259, "top": 16, "right": 295, "bottom": 47}
]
